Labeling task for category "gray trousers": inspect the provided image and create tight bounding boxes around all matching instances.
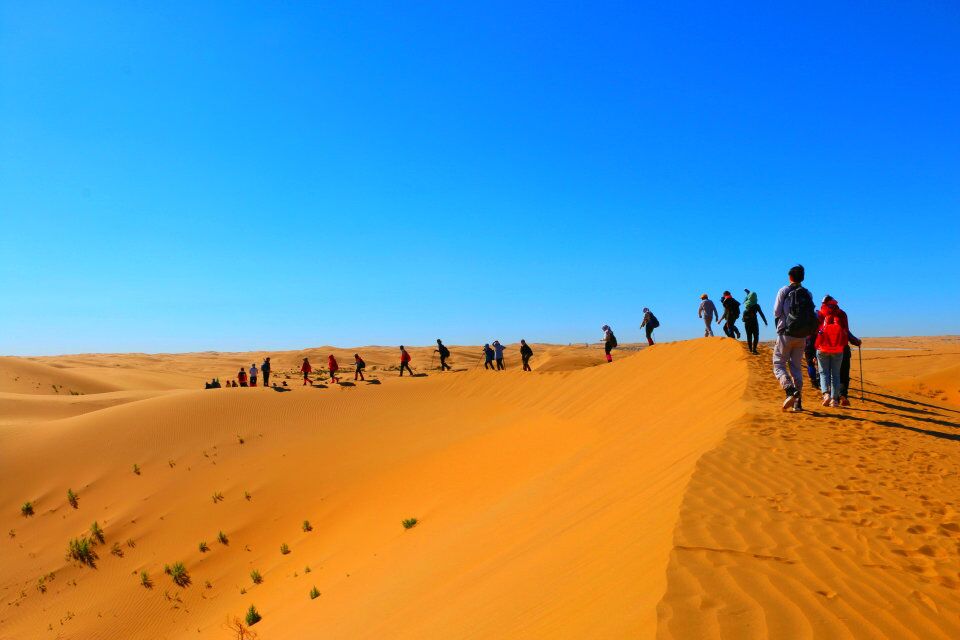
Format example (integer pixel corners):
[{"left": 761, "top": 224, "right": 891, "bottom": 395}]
[
  {"left": 702, "top": 316, "right": 714, "bottom": 337},
  {"left": 773, "top": 334, "right": 806, "bottom": 392}
]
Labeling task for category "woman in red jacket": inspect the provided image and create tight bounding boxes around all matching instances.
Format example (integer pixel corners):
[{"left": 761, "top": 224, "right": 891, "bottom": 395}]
[
  {"left": 815, "top": 295, "right": 849, "bottom": 407},
  {"left": 301, "top": 357, "right": 313, "bottom": 386},
  {"left": 237, "top": 367, "right": 248, "bottom": 387},
  {"left": 399, "top": 346, "right": 414, "bottom": 377},
  {"left": 328, "top": 354, "right": 340, "bottom": 384}
]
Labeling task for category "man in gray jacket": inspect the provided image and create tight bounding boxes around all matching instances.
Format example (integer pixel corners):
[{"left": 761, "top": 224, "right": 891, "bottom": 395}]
[
  {"left": 773, "top": 264, "right": 815, "bottom": 412},
  {"left": 698, "top": 294, "right": 718, "bottom": 337}
]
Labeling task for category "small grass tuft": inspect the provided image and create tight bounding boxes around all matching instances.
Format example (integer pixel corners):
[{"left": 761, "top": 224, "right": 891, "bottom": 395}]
[
  {"left": 199, "top": 541, "right": 209, "bottom": 553},
  {"left": 304, "top": 565, "right": 311, "bottom": 573},
  {"left": 66, "top": 537, "right": 97, "bottom": 567},
  {"left": 140, "top": 571, "right": 152, "bottom": 588},
  {"left": 110, "top": 542, "right": 123, "bottom": 557},
  {"left": 218, "top": 530, "right": 229, "bottom": 545},
  {"left": 89, "top": 521, "right": 105, "bottom": 545},
  {"left": 165, "top": 562, "right": 190, "bottom": 587},
  {"left": 244, "top": 491, "right": 252, "bottom": 501},
  {"left": 67, "top": 489, "right": 79, "bottom": 509},
  {"left": 21, "top": 502, "right": 34, "bottom": 517},
  {"left": 250, "top": 569, "right": 263, "bottom": 584},
  {"left": 245, "top": 605, "right": 261, "bottom": 626},
  {"left": 302, "top": 520, "right": 312, "bottom": 532},
  {"left": 125, "top": 538, "right": 136, "bottom": 548},
  {"left": 168, "top": 459, "right": 176, "bottom": 468},
  {"left": 401, "top": 518, "right": 418, "bottom": 530},
  {"left": 280, "top": 543, "right": 290, "bottom": 555},
  {"left": 212, "top": 491, "right": 225, "bottom": 503},
  {"left": 132, "top": 464, "right": 141, "bottom": 475},
  {"left": 237, "top": 435, "right": 245, "bottom": 445},
  {"left": 309, "top": 586, "right": 320, "bottom": 600}
]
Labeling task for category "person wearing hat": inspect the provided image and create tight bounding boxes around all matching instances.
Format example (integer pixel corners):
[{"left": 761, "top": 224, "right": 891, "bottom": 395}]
[
  {"left": 640, "top": 308, "right": 660, "bottom": 346},
  {"left": 815, "top": 295, "right": 850, "bottom": 407},
  {"left": 601, "top": 325, "right": 617, "bottom": 362},
  {"left": 492, "top": 340, "right": 506, "bottom": 370},
  {"left": 741, "top": 289, "right": 768, "bottom": 354},
  {"left": 698, "top": 294, "right": 718, "bottom": 337}
]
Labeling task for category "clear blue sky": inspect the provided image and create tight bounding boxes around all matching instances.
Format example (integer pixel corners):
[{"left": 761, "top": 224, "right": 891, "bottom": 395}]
[{"left": 2, "top": 1, "right": 958, "bottom": 355}]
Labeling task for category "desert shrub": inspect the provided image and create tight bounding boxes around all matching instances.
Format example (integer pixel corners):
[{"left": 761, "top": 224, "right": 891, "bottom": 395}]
[
  {"left": 280, "top": 543, "right": 290, "bottom": 555},
  {"left": 166, "top": 562, "right": 190, "bottom": 587},
  {"left": 244, "top": 491, "right": 252, "bottom": 501},
  {"left": 212, "top": 492, "right": 225, "bottom": 503},
  {"left": 90, "top": 521, "right": 105, "bottom": 544},
  {"left": 302, "top": 520, "right": 312, "bottom": 532},
  {"left": 66, "top": 537, "right": 97, "bottom": 566},
  {"left": 237, "top": 435, "right": 245, "bottom": 445},
  {"left": 250, "top": 570, "right": 262, "bottom": 584},
  {"left": 140, "top": 571, "right": 152, "bottom": 588},
  {"left": 110, "top": 542, "right": 123, "bottom": 557},
  {"left": 304, "top": 565, "right": 311, "bottom": 573},
  {"left": 199, "top": 541, "right": 209, "bottom": 553},
  {"left": 309, "top": 586, "right": 320, "bottom": 600},
  {"left": 133, "top": 464, "right": 141, "bottom": 475},
  {"left": 401, "top": 518, "right": 418, "bottom": 530},
  {"left": 245, "top": 605, "right": 261, "bottom": 626},
  {"left": 21, "top": 502, "right": 34, "bottom": 517},
  {"left": 67, "top": 489, "right": 78, "bottom": 509},
  {"left": 218, "top": 530, "right": 229, "bottom": 545}
]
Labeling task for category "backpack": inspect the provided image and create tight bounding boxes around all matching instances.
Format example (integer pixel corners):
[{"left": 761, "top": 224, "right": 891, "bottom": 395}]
[
  {"left": 649, "top": 314, "right": 660, "bottom": 329},
  {"left": 439, "top": 345, "right": 450, "bottom": 358},
  {"left": 608, "top": 332, "right": 618, "bottom": 348},
  {"left": 725, "top": 299, "right": 741, "bottom": 321},
  {"left": 784, "top": 286, "right": 818, "bottom": 337},
  {"left": 817, "top": 313, "right": 847, "bottom": 353}
]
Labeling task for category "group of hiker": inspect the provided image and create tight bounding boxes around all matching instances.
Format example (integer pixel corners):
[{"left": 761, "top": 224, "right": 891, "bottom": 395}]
[{"left": 698, "top": 290, "right": 768, "bottom": 354}]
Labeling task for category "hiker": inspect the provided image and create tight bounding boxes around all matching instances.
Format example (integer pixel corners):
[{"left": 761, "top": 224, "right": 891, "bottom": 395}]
[
  {"left": 301, "top": 357, "right": 312, "bottom": 385},
  {"left": 237, "top": 367, "right": 248, "bottom": 387},
  {"left": 520, "top": 339, "right": 534, "bottom": 371},
  {"left": 482, "top": 344, "right": 496, "bottom": 370},
  {"left": 399, "top": 346, "right": 414, "bottom": 376},
  {"left": 261, "top": 357, "right": 271, "bottom": 387},
  {"left": 698, "top": 294, "right": 718, "bottom": 337},
  {"left": 492, "top": 340, "right": 506, "bottom": 370},
  {"left": 353, "top": 353, "right": 366, "bottom": 381},
  {"left": 804, "top": 334, "right": 821, "bottom": 392},
  {"left": 211, "top": 378, "right": 221, "bottom": 388},
  {"left": 602, "top": 325, "right": 617, "bottom": 362},
  {"left": 231, "top": 380, "right": 238, "bottom": 388},
  {"left": 839, "top": 331, "right": 863, "bottom": 406},
  {"left": 326, "top": 354, "right": 339, "bottom": 384},
  {"left": 435, "top": 339, "right": 452, "bottom": 371},
  {"left": 741, "top": 290, "right": 768, "bottom": 354},
  {"left": 640, "top": 308, "right": 659, "bottom": 345},
  {"left": 817, "top": 295, "right": 862, "bottom": 407},
  {"left": 773, "top": 265, "right": 818, "bottom": 412},
  {"left": 720, "top": 292, "right": 741, "bottom": 339},
  {"left": 249, "top": 362, "right": 259, "bottom": 387}
]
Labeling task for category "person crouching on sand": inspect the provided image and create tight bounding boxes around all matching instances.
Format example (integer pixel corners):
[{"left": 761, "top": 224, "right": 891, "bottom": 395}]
[
  {"left": 602, "top": 325, "right": 617, "bottom": 362},
  {"left": 238, "top": 367, "right": 248, "bottom": 387},
  {"left": 328, "top": 354, "right": 340, "bottom": 384},
  {"left": 520, "top": 339, "right": 533, "bottom": 371},
  {"left": 354, "top": 353, "right": 366, "bottom": 381},
  {"left": 399, "top": 346, "right": 414, "bottom": 376},
  {"left": 249, "top": 362, "right": 259, "bottom": 387},
  {"left": 301, "top": 357, "right": 312, "bottom": 385},
  {"left": 640, "top": 308, "right": 659, "bottom": 346}
]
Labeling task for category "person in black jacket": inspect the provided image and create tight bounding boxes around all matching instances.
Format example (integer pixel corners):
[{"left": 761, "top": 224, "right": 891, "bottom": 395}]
[
  {"left": 261, "top": 357, "right": 271, "bottom": 387},
  {"left": 741, "top": 290, "right": 768, "bottom": 354},
  {"left": 719, "top": 291, "right": 742, "bottom": 339},
  {"left": 520, "top": 340, "right": 534, "bottom": 371},
  {"left": 482, "top": 344, "right": 496, "bottom": 370},
  {"left": 435, "top": 339, "right": 452, "bottom": 371},
  {"left": 640, "top": 308, "right": 660, "bottom": 346}
]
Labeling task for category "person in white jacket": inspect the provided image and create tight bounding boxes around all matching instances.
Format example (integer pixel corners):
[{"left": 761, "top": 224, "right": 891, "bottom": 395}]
[{"left": 698, "top": 294, "right": 718, "bottom": 337}]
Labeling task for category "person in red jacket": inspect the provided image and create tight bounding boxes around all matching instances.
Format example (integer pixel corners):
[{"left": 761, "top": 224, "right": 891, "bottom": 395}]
[
  {"left": 399, "top": 346, "right": 414, "bottom": 377},
  {"left": 301, "top": 357, "right": 313, "bottom": 386},
  {"left": 328, "top": 354, "right": 340, "bottom": 384},
  {"left": 237, "top": 367, "right": 248, "bottom": 387},
  {"left": 815, "top": 295, "right": 849, "bottom": 407}
]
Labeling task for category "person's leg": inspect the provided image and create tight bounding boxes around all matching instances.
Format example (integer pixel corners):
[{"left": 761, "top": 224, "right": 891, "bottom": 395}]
[
  {"left": 840, "top": 346, "right": 852, "bottom": 400},
  {"left": 646, "top": 326, "right": 654, "bottom": 345},
  {"left": 829, "top": 354, "right": 843, "bottom": 402},
  {"left": 733, "top": 322, "right": 741, "bottom": 339},
  {"left": 605, "top": 343, "right": 613, "bottom": 363},
  {"left": 787, "top": 337, "right": 804, "bottom": 395},
  {"left": 817, "top": 352, "right": 831, "bottom": 402}
]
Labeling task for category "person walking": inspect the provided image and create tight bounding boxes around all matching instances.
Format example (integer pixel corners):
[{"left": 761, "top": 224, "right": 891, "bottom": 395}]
[
  {"left": 602, "top": 325, "right": 617, "bottom": 363},
  {"left": 773, "top": 265, "right": 818, "bottom": 412},
  {"left": 520, "top": 339, "right": 534, "bottom": 371},
  {"left": 482, "top": 344, "right": 496, "bottom": 370},
  {"left": 741, "top": 290, "right": 768, "bottom": 354},
  {"left": 698, "top": 294, "right": 718, "bottom": 337},
  {"left": 328, "top": 354, "right": 340, "bottom": 384},
  {"left": 720, "top": 292, "right": 742, "bottom": 339},
  {"left": 249, "top": 362, "right": 259, "bottom": 387},
  {"left": 435, "top": 339, "right": 452, "bottom": 371},
  {"left": 261, "top": 357, "right": 271, "bottom": 387},
  {"left": 839, "top": 330, "right": 863, "bottom": 407},
  {"left": 640, "top": 308, "right": 660, "bottom": 346},
  {"left": 399, "top": 346, "right": 414, "bottom": 377},
  {"left": 492, "top": 340, "right": 506, "bottom": 370},
  {"left": 237, "top": 367, "right": 249, "bottom": 387},
  {"left": 353, "top": 353, "right": 366, "bottom": 381},
  {"left": 815, "top": 295, "right": 851, "bottom": 407},
  {"left": 301, "top": 357, "right": 313, "bottom": 386}
]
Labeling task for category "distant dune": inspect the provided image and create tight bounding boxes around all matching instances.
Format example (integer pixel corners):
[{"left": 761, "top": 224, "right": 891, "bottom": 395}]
[{"left": 1, "top": 337, "right": 958, "bottom": 639}]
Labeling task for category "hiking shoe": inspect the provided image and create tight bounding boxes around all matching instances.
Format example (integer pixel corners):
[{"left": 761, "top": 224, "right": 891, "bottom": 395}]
[
  {"left": 793, "top": 398, "right": 804, "bottom": 412},
  {"left": 840, "top": 396, "right": 850, "bottom": 407},
  {"left": 830, "top": 399, "right": 840, "bottom": 407},
  {"left": 822, "top": 393, "right": 832, "bottom": 407},
  {"left": 782, "top": 388, "right": 799, "bottom": 412}
]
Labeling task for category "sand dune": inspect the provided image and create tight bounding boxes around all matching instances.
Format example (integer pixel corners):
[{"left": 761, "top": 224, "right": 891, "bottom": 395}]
[{"left": 1, "top": 337, "right": 958, "bottom": 639}]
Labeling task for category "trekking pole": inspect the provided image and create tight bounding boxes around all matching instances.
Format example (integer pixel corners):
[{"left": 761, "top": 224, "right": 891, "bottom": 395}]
[{"left": 858, "top": 345, "right": 864, "bottom": 402}]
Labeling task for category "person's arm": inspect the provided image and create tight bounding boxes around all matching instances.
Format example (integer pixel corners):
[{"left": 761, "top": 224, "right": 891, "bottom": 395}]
[
  {"left": 848, "top": 332, "right": 862, "bottom": 347},
  {"left": 758, "top": 306, "right": 768, "bottom": 325},
  {"left": 773, "top": 288, "right": 785, "bottom": 324}
]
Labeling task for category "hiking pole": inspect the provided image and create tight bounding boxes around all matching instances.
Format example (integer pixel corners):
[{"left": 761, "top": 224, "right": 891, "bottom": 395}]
[{"left": 858, "top": 345, "right": 864, "bottom": 402}]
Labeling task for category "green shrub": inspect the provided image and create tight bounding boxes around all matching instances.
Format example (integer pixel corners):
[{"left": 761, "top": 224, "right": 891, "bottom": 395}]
[
  {"left": 199, "top": 541, "right": 209, "bottom": 553},
  {"left": 309, "top": 586, "right": 320, "bottom": 600},
  {"left": 245, "top": 605, "right": 261, "bottom": 626},
  {"left": 132, "top": 464, "right": 141, "bottom": 475},
  {"left": 302, "top": 520, "right": 312, "bottom": 532},
  {"left": 66, "top": 537, "right": 97, "bottom": 566},
  {"left": 67, "top": 489, "right": 79, "bottom": 509},
  {"left": 401, "top": 518, "right": 418, "bottom": 530},
  {"left": 212, "top": 492, "right": 224, "bottom": 503},
  {"left": 90, "top": 521, "right": 105, "bottom": 544},
  {"left": 217, "top": 530, "right": 229, "bottom": 545},
  {"left": 250, "top": 570, "right": 262, "bottom": 584},
  {"left": 165, "top": 562, "right": 190, "bottom": 587},
  {"left": 139, "top": 571, "right": 152, "bottom": 588},
  {"left": 21, "top": 502, "right": 34, "bottom": 517},
  {"left": 280, "top": 543, "right": 290, "bottom": 555}
]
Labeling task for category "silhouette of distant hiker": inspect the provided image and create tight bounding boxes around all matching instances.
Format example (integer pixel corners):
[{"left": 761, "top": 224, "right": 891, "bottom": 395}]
[
  {"left": 205, "top": 378, "right": 221, "bottom": 389},
  {"left": 328, "top": 354, "right": 340, "bottom": 384},
  {"left": 249, "top": 362, "right": 259, "bottom": 387},
  {"left": 602, "top": 325, "right": 617, "bottom": 362},
  {"left": 520, "top": 339, "right": 533, "bottom": 371},
  {"left": 301, "top": 358, "right": 312, "bottom": 386},
  {"left": 399, "top": 346, "right": 414, "bottom": 376},
  {"left": 237, "top": 367, "right": 248, "bottom": 387},
  {"left": 261, "top": 357, "right": 271, "bottom": 387},
  {"left": 435, "top": 339, "right": 452, "bottom": 371},
  {"left": 492, "top": 340, "right": 506, "bottom": 370},
  {"left": 640, "top": 308, "right": 659, "bottom": 345},
  {"left": 720, "top": 292, "right": 741, "bottom": 339},
  {"left": 353, "top": 353, "right": 366, "bottom": 381},
  {"left": 741, "top": 289, "right": 768, "bottom": 354},
  {"left": 482, "top": 344, "right": 496, "bottom": 369},
  {"left": 773, "top": 264, "right": 818, "bottom": 412},
  {"left": 698, "top": 294, "right": 718, "bottom": 337}
]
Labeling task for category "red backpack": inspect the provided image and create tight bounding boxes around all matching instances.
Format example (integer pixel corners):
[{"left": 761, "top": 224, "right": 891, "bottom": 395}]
[{"left": 816, "top": 311, "right": 847, "bottom": 354}]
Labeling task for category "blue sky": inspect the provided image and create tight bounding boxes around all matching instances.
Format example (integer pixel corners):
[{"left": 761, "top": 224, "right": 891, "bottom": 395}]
[{"left": 1, "top": 1, "right": 958, "bottom": 355}]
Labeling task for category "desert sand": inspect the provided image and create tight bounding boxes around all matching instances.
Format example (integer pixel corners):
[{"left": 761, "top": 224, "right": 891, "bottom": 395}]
[{"left": 1, "top": 337, "right": 958, "bottom": 639}]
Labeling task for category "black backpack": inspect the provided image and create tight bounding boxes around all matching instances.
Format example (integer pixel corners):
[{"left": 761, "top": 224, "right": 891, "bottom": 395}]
[
  {"left": 784, "top": 285, "right": 818, "bottom": 337},
  {"left": 649, "top": 314, "right": 660, "bottom": 329},
  {"left": 439, "top": 345, "right": 450, "bottom": 358},
  {"left": 608, "top": 332, "right": 618, "bottom": 348}
]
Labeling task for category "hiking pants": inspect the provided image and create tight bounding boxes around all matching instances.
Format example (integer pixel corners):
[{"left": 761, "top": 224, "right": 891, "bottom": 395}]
[
  {"left": 522, "top": 355, "right": 531, "bottom": 371},
  {"left": 440, "top": 355, "right": 451, "bottom": 371},
  {"left": 744, "top": 317, "right": 760, "bottom": 352},
  {"left": 399, "top": 362, "right": 413, "bottom": 376},
  {"left": 702, "top": 316, "right": 714, "bottom": 337},
  {"left": 724, "top": 319, "right": 740, "bottom": 339},
  {"left": 645, "top": 325, "right": 655, "bottom": 346},
  {"left": 484, "top": 359, "right": 494, "bottom": 370},
  {"left": 817, "top": 351, "right": 843, "bottom": 400},
  {"left": 355, "top": 367, "right": 365, "bottom": 381},
  {"left": 840, "top": 345, "right": 852, "bottom": 398},
  {"left": 250, "top": 376, "right": 257, "bottom": 387},
  {"left": 496, "top": 357, "right": 504, "bottom": 370},
  {"left": 604, "top": 340, "right": 614, "bottom": 362},
  {"left": 262, "top": 372, "right": 270, "bottom": 387},
  {"left": 773, "top": 334, "right": 806, "bottom": 393}
]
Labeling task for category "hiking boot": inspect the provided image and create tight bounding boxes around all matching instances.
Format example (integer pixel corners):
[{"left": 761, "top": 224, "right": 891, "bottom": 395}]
[
  {"left": 830, "top": 399, "right": 839, "bottom": 407},
  {"left": 793, "top": 397, "right": 804, "bottom": 412},
  {"left": 822, "top": 393, "right": 832, "bottom": 407},
  {"left": 782, "top": 387, "right": 799, "bottom": 412},
  {"left": 840, "top": 396, "right": 850, "bottom": 407}
]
